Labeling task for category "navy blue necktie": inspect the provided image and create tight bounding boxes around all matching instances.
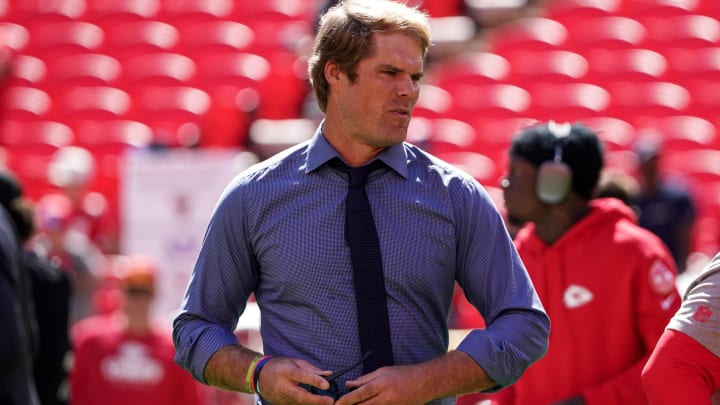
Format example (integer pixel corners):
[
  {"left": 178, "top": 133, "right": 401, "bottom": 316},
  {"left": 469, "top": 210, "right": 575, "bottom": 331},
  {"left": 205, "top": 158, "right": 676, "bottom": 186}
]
[{"left": 335, "top": 159, "right": 394, "bottom": 373}]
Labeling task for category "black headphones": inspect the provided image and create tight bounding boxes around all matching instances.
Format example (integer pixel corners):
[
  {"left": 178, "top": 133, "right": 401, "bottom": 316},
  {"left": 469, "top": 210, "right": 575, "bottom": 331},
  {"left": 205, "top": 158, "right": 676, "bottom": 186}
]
[{"left": 536, "top": 121, "right": 573, "bottom": 204}]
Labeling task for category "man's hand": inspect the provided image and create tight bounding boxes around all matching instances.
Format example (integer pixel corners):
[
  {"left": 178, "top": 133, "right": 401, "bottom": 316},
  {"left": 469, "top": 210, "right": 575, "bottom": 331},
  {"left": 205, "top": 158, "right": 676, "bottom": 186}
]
[
  {"left": 334, "top": 364, "right": 433, "bottom": 405},
  {"left": 257, "top": 357, "right": 336, "bottom": 405}
]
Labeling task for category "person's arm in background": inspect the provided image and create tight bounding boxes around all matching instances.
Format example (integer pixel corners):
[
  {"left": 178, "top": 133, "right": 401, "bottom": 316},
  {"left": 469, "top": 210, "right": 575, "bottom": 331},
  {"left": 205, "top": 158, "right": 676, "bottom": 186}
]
[
  {"left": 642, "top": 329, "right": 720, "bottom": 405},
  {"left": 579, "top": 252, "right": 681, "bottom": 405},
  {"left": 643, "top": 255, "right": 720, "bottom": 405}
]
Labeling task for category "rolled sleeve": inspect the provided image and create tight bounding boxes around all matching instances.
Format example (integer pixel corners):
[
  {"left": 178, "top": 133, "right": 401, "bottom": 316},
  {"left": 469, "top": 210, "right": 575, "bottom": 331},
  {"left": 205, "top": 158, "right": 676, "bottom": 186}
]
[
  {"left": 457, "top": 309, "right": 550, "bottom": 389},
  {"left": 173, "top": 313, "right": 240, "bottom": 383}
]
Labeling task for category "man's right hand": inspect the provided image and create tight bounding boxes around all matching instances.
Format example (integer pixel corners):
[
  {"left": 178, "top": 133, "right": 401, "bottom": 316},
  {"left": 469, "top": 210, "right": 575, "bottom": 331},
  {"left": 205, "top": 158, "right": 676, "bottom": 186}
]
[{"left": 256, "top": 357, "right": 336, "bottom": 405}]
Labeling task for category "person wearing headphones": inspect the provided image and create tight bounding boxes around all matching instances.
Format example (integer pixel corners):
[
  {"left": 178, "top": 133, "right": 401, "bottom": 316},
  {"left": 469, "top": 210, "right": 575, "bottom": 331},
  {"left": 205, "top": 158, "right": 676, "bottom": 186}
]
[{"left": 495, "top": 121, "right": 681, "bottom": 405}]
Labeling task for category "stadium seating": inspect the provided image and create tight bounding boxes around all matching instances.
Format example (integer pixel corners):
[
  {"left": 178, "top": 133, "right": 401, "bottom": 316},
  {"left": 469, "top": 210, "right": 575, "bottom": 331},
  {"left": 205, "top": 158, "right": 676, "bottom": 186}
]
[
  {"left": 561, "top": 16, "right": 647, "bottom": 52},
  {"left": 1, "top": 0, "right": 719, "bottom": 256},
  {"left": 487, "top": 17, "right": 568, "bottom": 56},
  {"left": 101, "top": 20, "right": 179, "bottom": 59},
  {"left": 544, "top": 0, "right": 621, "bottom": 24}
]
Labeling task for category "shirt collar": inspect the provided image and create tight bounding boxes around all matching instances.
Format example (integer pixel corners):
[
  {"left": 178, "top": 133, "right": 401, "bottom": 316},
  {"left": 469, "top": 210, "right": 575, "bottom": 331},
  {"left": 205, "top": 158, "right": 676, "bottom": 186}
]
[{"left": 305, "top": 121, "right": 409, "bottom": 179}]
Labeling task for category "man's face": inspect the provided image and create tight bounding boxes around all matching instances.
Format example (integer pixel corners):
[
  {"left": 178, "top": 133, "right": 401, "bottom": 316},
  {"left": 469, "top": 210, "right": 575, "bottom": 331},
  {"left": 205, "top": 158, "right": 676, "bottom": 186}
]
[
  {"left": 502, "top": 156, "right": 543, "bottom": 226},
  {"left": 331, "top": 31, "right": 424, "bottom": 148}
]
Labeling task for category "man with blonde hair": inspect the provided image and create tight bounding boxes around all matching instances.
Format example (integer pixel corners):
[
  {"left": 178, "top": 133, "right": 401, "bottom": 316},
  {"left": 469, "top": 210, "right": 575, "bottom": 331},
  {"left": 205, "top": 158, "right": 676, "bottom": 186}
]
[{"left": 174, "top": 1, "right": 549, "bottom": 404}]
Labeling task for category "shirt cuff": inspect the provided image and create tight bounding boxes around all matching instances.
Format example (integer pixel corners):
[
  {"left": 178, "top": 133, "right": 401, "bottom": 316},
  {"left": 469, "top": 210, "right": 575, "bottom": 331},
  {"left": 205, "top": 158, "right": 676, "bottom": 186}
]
[{"left": 174, "top": 314, "right": 241, "bottom": 384}]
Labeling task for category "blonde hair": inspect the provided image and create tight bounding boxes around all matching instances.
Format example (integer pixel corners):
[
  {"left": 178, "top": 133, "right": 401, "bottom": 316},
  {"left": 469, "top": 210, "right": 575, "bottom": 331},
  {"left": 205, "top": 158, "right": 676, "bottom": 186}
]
[{"left": 307, "top": 0, "right": 431, "bottom": 113}]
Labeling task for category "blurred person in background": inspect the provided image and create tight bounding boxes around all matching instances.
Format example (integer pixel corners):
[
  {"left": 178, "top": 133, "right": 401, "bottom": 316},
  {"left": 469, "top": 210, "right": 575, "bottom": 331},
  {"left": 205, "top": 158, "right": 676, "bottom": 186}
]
[
  {"left": 174, "top": 1, "right": 549, "bottom": 404},
  {"left": 1, "top": 170, "right": 72, "bottom": 405},
  {"left": 593, "top": 168, "right": 640, "bottom": 210},
  {"left": 642, "top": 250, "right": 720, "bottom": 405},
  {"left": 32, "top": 193, "right": 104, "bottom": 325},
  {"left": 70, "top": 255, "right": 206, "bottom": 405},
  {"left": 0, "top": 170, "right": 40, "bottom": 405},
  {"left": 632, "top": 134, "right": 696, "bottom": 274},
  {"left": 497, "top": 121, "right": 680, "bottom": 405},
  {"left": 46, "top": 145, "right": 117, "bottom": 254}
]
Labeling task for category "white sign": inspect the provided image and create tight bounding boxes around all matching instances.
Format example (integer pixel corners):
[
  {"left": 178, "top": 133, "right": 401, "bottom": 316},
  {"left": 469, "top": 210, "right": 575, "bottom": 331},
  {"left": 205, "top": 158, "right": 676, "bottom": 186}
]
[{"left": 121, "top": 148, "right": 259, "bottom": 326}]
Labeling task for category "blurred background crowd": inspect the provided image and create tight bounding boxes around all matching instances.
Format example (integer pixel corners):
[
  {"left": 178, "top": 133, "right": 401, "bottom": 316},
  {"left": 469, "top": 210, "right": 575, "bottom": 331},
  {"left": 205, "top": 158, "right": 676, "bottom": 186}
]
[{"left": 0, "top": 0, "right": 718, "bottom": 404}]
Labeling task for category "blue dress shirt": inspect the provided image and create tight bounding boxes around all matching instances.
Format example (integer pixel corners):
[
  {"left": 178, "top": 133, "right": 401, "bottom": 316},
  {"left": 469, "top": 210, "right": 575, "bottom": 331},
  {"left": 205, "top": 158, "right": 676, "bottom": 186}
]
[{"left": 173, "top": 125, "right": 549, "bottom": 404}]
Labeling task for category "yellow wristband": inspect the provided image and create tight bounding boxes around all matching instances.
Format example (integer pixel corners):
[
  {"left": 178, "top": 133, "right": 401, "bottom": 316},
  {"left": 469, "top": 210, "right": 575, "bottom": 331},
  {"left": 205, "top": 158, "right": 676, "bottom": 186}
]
[{"left": 245, "top": 354, "right": 263, "bottom": 393}]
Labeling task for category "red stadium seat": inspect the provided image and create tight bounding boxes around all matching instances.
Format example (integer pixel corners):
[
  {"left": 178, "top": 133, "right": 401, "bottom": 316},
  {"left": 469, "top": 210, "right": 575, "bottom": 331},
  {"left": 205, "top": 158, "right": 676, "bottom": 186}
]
[
  {"left": 413, "top": 84, "right": 454, "bottom": 119},
  {"left": 664, "top": 47, "right": 720, "bottom": 85},
  {"left": 130, "top": 86, "right": 211, "bottom": 147},
  {"left": 71, "top": 119, "right": 154, "bottom": 152},
  {"left": 52, "top": 86, "right": 132, "bottom": 121},
  {"left": 24, "top": 21, "right": 104, "bottom": 59},
  {"left": 562, "top": 16, "right": 647, "bottom": 52},
  {"left": 176, "top": 20, "right": 254, "bottom": 56},
  {"left": 3, "top": 146, "right": 58, "bottom": 200},
  {"left": 85, "top": 0, "right": 161, "bottom": 22},
  {"left": 636, "top": 115, "right": 718, "bottom": 151},
  {"left": 0, "top": 86, "right": 52, "bottom": 121},
  {"left": 696, "top": 0, "right": 720, "bottom": 15},
  {"left": 121, "top": 52, "right": 196, "bottom": 91},
  {"left": 158, "top": 0, "right": 235, "bottom": 28},
  {"left": 576, "top": 116, "right": 637, "bottom": 152},
  {"left": 45, "top": 53, "right": 122, "bottom": 91},
  {"left": 0, "top": 22, "right": 29, "bottom": 52},
  {"left": 0, "top": 0, "right": 10, "bottom": 21},
  {"left": 685, "top": 80, "right": 720, "bottom": 120},
  {"left": 6, "top": 55, "right": 46, "bottom": 87},
  {"left": 583, "top": 48, "right": 667, "bottom": 84},
  {"left": 232, "top": 0, "right": 318, "bottom": 20},
  {"left": 469, "top": 117, "right": 540, "bottom": 171},
  {"left": 431, "top": 52, "right": 511, "bottom": 89},
  {"left": 504, "top": 49, "right": 589, "bottom": 86},
  {"left": 102, "top": 20, "right": 179, "bottom": 60},
  {"left": 544, "top": 0, "right": 621, "bottom": 25},
  {"left": 254, "top": 50, "right": 309, "bottom": 119},
  {"left": 192, "top": 51, "right": 269, "bottom": 93},
  {"left": 663, "top": 149, "right": 720, "bottom": 187},
  {"left": 9, "top": 0, "right": 85, "bottom": 27},
  {"left": 0, "top": 120, "right": 73, "bottom": 148},
  {"left": 424, "top": 118, "right": 478, "bottom": 154},
  {"left": 620, "top": 0, "right": 701, "bottom": 19},
  {"left": 605, "top": 81, "right": 691, "bottom": 126},
  {"left": 443, "top": 82, "right": 532, "bottom": 120},
  {"left": 643, "top": 14, "right": 720, "bottom": 50},
  {"left": 487, "top": 17, "right": 568, "bottom": 56},
  {"left": 526, "top": 82, "right": 611, "bottom": 121},
  {"left": 239, "top": 10, "right": 314, "bottom": 55}
]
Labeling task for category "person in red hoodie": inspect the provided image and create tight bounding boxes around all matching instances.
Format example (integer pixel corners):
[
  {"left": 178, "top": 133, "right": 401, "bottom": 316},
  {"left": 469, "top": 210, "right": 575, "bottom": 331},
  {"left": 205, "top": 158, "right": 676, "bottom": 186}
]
[
  {"left": 70, "top": 255, "right": 206, "bottom": 405},
  {"left": 496, "top": 121, "right": 681, "bottom": 405}
]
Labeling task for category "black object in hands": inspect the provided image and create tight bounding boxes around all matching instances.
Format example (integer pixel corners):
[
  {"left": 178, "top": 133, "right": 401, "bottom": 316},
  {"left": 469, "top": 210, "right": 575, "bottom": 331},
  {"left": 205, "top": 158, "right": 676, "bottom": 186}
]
[{"left": 301, "top": 352, "right": 372, "bottom": 399}]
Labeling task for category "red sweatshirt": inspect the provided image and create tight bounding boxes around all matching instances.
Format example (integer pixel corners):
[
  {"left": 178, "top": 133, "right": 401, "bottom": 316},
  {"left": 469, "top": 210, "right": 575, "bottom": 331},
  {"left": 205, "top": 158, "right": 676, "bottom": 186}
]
[
  {"left": 71, "top": 326, "right": 206, "bottom": 405},
  {"left": 493, "top": 198, "right": 680, "bottom": 405}
]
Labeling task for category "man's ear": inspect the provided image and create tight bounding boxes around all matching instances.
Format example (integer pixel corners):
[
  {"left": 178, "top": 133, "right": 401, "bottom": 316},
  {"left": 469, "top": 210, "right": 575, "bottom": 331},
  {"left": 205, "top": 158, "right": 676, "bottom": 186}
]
[{"left": 324, "top": 61, "right": 342, "bottom": 84}]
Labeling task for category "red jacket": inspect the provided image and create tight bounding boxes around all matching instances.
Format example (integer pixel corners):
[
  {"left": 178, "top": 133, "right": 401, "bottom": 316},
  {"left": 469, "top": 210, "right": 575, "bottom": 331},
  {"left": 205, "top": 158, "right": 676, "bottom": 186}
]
[{"left": 493, "top": 198, "right": 680, "bottom": 405}]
